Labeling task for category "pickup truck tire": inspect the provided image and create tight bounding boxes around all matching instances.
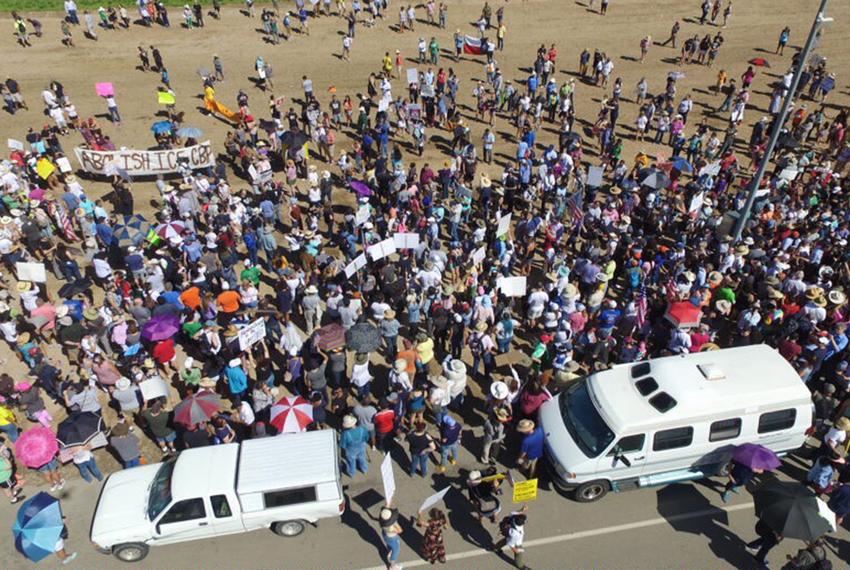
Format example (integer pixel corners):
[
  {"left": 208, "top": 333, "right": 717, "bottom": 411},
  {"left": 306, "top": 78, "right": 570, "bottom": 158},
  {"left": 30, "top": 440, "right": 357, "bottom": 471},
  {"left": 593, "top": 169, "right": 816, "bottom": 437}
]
[
  {"left": 272, "top": 520, "right": 306, "bottom": 537},
  {"left": 112, "top": 543, "right": 149, "bottom": 562},
  {"left": 574, "top": 480, "right": 610, "bottom": 503}
]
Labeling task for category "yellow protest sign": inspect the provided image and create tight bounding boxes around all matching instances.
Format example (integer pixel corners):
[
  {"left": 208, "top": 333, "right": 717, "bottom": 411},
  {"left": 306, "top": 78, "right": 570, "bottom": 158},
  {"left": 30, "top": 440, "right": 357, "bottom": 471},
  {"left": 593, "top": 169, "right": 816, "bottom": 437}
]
[
  {"left": 158, "top": 91, "right": 176, "bottom": 105},
  {"left": 36, "top": 159, "right": 56, "bottom": 180},
  {"left": 512, "top": 478, "right": 538, "bottom": 503}
]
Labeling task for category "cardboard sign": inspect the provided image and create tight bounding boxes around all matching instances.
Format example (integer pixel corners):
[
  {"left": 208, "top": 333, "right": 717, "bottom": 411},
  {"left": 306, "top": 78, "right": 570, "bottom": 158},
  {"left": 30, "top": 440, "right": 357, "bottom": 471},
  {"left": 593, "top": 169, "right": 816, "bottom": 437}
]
[
  {"left": 355, "top": 206, "right": 371, "bottom": 227},
  {"left": 368, "top": 238, "right": 397, "bottom": 261},
  {"left": 587, "top": 166, "right": 605, "bottom": 188},
  {"left": 381, "top": 453, "right": 396, "bottom": 503},
  {"left": 56, "top": 157, "right": 73, "bottom": 173},
  {"left": 238, "top": 318, "right": 266, "bottom": 351},
  {"left": 497, "top": 276, "right": 527, "bottom": 297},
  {"left": 512, "top": 478, "right": 539, "bottom": 502},
  {"left": 157, "top": 91, "right": 176, "bottom": 105},
  {"left": 248, "top": 164, "right": 273, "bottom": 183},
  {"left": 393, "top": 232, "right": 420, "bottom": 250},
  {"left": 472, "top": 246, "right": 486, "bottom": 265},
  {"left": 139, "top": 376, "right": 169, "bottom": 402},
  {"left": 496, "top": 212, "right": 512, "bottom": 237},
  {"left": 95, "top": 82, "right": 115, "bottom": 97},
  {"left": 419, "top": 486, "right": 451, "bottom": 513},
  {"left": 36, "top": 159, "right": 56, "bottom": 180},
  {"left": 344, "top": 253, "right": 368, "bottom": 279},
  {"left": 406, "top": 68, "right": 419, "bottom": 85},
  {"left": 16, "top": 262, "right": 47, "bottom": 283},
  {"left": 74, "top": 141, "right": 215, "bottom": 176},
  {"left": 7, "top": 139, "right": 24, "bottom": 151}
]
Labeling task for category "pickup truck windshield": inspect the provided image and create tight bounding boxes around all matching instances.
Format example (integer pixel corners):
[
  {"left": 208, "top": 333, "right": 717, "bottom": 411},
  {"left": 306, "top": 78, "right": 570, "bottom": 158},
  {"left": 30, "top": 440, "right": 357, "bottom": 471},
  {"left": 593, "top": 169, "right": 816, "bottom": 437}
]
[
  {"left": 147, "top": 460, "right": 175, "bottom": 520},
  {"left": 560, "top": 380, "right": 615, "bottom": 458}
]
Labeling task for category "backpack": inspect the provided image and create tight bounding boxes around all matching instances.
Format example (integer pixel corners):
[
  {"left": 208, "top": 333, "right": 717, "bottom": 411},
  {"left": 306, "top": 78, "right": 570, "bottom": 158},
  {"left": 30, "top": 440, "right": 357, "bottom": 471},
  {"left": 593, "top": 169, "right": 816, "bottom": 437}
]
[
  {"left": 498, "top": 515, "right": 515, "bottom": 537},
  {"left": 469, "top": 333, "right": 485, "bottom": 356}
]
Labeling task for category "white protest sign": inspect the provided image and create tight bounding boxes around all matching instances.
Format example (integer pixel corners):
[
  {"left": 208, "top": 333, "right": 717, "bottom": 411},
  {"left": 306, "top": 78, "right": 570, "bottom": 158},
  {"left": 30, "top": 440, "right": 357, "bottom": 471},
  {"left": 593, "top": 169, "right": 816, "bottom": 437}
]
[
  {"left": 688, "top": 191, "right": 705, "bottom": 214},
  {"left": 587, "top": 166, "right": 605, "bottom": 188},
  {"left": 406, "top": 68, "right": 419, "bottom": 85},
  {"left": 238, "top": 318, "right": 266, "bottom": 351},
  {"left": 344, "top": 253, "right": 368, "bottom": 279},
  {"left": 699, "top": 161, "right": 721, "bottom": 177},
  {"left": 7, "top": 139, "right": 24, "bottom": 151},
  {"left": 368, "top": 238, "right": 397, "bottom": 261},
  {"left": 56, "top": 157, "right": 73, "bottom": 173},
  {"left": 393, "top": 232, "right": 420, "bottom": 250},
  {"left": 472, "top": 246, "right": 486, "bottom": 265},
  {"left": 419, "top": 486, "right": 451, "bottom": 513},
  {"left": 496, "top": 212, "right": 512, "bottom": 237},
  {"left": 139, "top": 376, "right": 169, "bottom": 402},
  {"left": 355, "top": 206, "right": 371, "bottom": 227},
  {"left": 497, "top": 276, "right": 527, "bottom": 297},
  {"left": 378, "top": 98, "right": 390, "bottom": 113},
  {"left": 381, "top": 453, "right": 396, "bottom": 503},
  {"left": 779, "top": 168, "right": 799, "bottom": 181},
  {"left": 15, "top": 262, "right": 47, "bottom": 283},
  {"left": 74, "top": 141, "right": 215, "bottom": 176}
]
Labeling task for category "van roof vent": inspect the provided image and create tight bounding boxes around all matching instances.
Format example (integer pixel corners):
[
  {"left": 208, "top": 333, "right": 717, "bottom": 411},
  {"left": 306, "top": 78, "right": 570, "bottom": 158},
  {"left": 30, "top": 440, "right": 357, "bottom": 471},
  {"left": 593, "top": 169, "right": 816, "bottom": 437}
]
[{"left": 697, "top": 363, "right": 725, "bottom": 381}]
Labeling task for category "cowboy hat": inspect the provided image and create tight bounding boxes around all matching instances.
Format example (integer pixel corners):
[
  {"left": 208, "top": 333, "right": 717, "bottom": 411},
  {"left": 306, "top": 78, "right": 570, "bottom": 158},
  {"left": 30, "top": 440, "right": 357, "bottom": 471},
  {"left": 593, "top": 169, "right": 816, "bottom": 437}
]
[
  {"left": 735, "top": 245, "right": 750, "bottom": 256},
  {"left": 305, "top": 285, "right": 319, "bottom": 295},
  {"left": 16, "top": 281, "right": 32, "bottom": 292},
  {"left": 564, "top": 283, "right": 579, "bottom": 299},
  {"left": 715, "top": 299, "right": 732, "bottom": 315},
  {"left": 84, "top": 307, "right": 99, "bottom": 321},
  {"left": 199, "top": 377, "right": 217, "bottom": 388},
  {"left": 475, "top": 321, "right": 488, "bottom": 332},
  {"left": 393, "top": 358, "right": 407, "bottom": 372},
  {"left": 384, "top": 309, "right": 396, "bottom": 319},
  {"left": 707, "top": 271, "right": 723, "bottom": 286},
  {"left": 480, "top": 174, "right": 492, "bottom": 187},
  {"left": 517, "top": 419, "right": 535, "bottom": 434},
  {"left": 18, "top": 332, "right": 31, "bottom": 344},
  {"left": 355, "top": 353, "right": 368, "bottom": 365},
  {"left": 837, "top": 417, "right": 850, "bottom": 431},
  {"left": 682, "top": 271, "right": 696, "bottom": 283},
  {"left": 829, "top": 290, "right": 847, "bottom": 305},
  {"left": 490, "top": 381, "right": 509, "bottom": 400},
  {"left": 342, "top": 415, "right": 357, "bottom": 429},
  {"left": 116, "top": 377, "right": 132, "bottom": 391},
  {"left": 764, "top": 275, "right": 780, "bottom": 287},
  {"left": 812, "top": 295, "right": 827, "bottom": 308},
  {"left": 55, "top": 304, "right": 70, "bottom": 318},
  {"left": 767, "top": 287, "right": 784, "bottom": 300}
]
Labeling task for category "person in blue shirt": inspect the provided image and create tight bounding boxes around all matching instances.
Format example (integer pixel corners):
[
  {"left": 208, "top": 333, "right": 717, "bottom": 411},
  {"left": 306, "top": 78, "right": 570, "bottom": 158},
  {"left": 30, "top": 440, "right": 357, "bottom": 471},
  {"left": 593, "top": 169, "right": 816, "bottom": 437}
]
[
  {"left": 339, "top": 415, "right": 370, "bottom": 478},
  {"left": 598, "top": 300, "right": 622, "bottom": 338},
  {"left": 527, "top": 72, "right": 538, "bottom": 96},
  {"left": 438, "top": 414, "right": 462, "bottom": 472},
  {"left": 517, "top": 419, "right": 545, "bottom": 479},
  {"left": 224, "top": 357, "right": 248, "bottom": 402}
]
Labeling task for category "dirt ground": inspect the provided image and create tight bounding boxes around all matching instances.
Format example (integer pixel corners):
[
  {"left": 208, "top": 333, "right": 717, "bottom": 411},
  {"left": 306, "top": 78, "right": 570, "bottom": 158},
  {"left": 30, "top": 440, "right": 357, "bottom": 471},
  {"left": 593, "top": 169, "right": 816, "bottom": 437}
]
[{"left": 1, "top": 0, "right": 850, "bottom": 471}]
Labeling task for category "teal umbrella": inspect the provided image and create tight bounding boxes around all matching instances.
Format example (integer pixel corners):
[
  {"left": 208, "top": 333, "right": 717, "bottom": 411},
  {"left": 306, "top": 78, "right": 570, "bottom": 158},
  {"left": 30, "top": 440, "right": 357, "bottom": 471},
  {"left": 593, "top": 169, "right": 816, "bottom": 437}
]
[{"left": 12, "top": 492, "right": 64, "bottom": 562}]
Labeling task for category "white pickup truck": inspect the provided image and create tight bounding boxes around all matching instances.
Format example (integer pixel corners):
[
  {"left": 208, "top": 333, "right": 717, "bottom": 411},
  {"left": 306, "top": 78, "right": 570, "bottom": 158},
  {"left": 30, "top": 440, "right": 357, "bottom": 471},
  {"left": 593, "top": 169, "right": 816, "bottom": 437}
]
[{"left": 90, "top": 430, "right": 344, "bottom": 562}]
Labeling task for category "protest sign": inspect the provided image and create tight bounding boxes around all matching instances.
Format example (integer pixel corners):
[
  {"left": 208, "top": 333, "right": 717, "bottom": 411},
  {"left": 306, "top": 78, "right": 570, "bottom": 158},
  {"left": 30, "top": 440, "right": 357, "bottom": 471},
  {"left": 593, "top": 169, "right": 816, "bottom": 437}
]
[
  {"left": 56, "top": 157, "right": 73, "bottom": 173},
  {"left": 381, "top": 453, "right": 396, "bottom": 503},
  {"left": 472, "top": 246, "right": 486, "bottom": 265},
  {"left": 512, "top": 478, "right": 539, "bottom": 503},
  {"left": 393, "top": 232, "right": 420, "bottom": 250},
  {"left": 95, "top": 82, "right": 115, "bottom": 97},
  {"left": 157, "top": 91, "right": 176, "bottom": 105},
  {"left": 368, "top": 238, "right": 396, "bottom": 261},
  {"left": 139, "top": 376, "right": 169, "bottom": 402},
  {"left": 238, "top": 318, "right": 266, "bottom": 351},
  {"left": 355, "top": 206, "right": 371, "bottom": 227},
  {"left": 496, "top": 212, "right": 512, "bottom": 237},
  {"left": 344, "top": 254, "right": 368, "bottom": 279},
  {"left": 36, "top": 159, "right": 55, "bottom": 180},
  {"left": 15, "top": 262, "right": 47, "bottom": 283},
  {"left": 497, "top": 276, "right": 527, "bottom": 297},
  {"left": 7, "top": 139, "right": 23, "bottom": 151},
  {"left": 587, "top": 166, "right": 605, "bottom": 188},
  {"left": 418, "top": 487, "right": 451, "bottom": 513},
  {"left": 688, "top": 191, "right": 705, "bottom": 214},
  {"left": 699, "top": 161, "right": 721, "bottom": 177},
  {"left": 74, "top": 141, "right": 215, "bottom": 176},
  {"left": 407, "top": 68, "right": 419, "bottom": 85}
]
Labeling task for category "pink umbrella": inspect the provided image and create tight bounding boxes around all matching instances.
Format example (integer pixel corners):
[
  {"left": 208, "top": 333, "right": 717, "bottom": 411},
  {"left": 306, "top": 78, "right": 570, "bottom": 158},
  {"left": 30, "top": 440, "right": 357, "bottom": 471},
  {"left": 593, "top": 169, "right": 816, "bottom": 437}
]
[
  {"left": 15, "top": 427, "right": 59, "bottom": 469},
  {"left": 665, "top": 301, "right": 703, "bottom": 328},
  {"left": 269, "top": 396, "right": 314, "bottom": 433}
]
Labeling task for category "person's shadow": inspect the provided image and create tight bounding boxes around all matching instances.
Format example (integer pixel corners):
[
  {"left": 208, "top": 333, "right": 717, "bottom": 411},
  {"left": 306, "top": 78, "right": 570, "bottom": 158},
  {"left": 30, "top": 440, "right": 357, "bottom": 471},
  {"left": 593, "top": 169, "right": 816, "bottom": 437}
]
[
  {"left": 656, "top": 484, "right": 756, "bottom": 568},
  {"left": 344, "top": 489, "right": 388, "bottom": 559}
]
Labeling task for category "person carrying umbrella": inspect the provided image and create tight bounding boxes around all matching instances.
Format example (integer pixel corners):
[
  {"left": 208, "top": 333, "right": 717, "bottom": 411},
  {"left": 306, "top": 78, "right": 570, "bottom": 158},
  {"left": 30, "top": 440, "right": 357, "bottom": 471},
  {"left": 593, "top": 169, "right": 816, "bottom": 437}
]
[
  {"left": 722, "top": 460, "right": 762, "bottom": 503},
  {"left": 721, "top": 443, "right": 781, "bottom": 503},
  {"left": 13, "top": 493, "right": 77, "bottom": 564},
  {"left": 745, "top": 517, "right": 783, "bottom": 568}
]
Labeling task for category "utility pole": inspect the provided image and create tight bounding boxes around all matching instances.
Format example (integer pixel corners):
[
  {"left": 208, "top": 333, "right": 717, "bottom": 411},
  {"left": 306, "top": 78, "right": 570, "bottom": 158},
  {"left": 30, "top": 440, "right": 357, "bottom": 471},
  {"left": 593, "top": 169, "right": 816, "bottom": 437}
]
[{"left": 731, "top": 0, "right": 832, "bottom": 241}]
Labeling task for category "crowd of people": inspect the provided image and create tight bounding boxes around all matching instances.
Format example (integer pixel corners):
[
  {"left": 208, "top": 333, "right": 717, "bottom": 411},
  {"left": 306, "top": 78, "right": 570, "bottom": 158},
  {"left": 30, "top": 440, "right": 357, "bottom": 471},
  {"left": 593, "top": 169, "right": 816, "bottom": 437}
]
[{"left": 1, "top": 0, "right": 850, "bottom": 568}]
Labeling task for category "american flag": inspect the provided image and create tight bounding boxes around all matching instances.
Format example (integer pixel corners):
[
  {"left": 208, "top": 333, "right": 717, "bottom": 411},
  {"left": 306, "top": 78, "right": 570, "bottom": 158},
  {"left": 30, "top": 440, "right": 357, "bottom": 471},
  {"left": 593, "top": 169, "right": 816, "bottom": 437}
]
[
  {"left": 566, "top": 187, "right": 584, "bottom": 228},
  {"left": 636, "top": 284, "right": 648, "bottom": 328},
  {"left": 665, "top": 277, "right": 679, "bottom": 301}
]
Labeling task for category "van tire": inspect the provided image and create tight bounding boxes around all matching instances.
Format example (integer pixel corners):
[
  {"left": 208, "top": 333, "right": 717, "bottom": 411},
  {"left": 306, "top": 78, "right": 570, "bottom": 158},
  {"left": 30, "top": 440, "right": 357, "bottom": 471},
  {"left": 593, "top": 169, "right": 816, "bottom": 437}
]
[
  {"left": 112, "top": 543, "right": 149, "bottom": 562},
  {"left": 272, "top": 520, "right": 306, "bottom": 537},
  {"left": 574, "top": 480, "right": 609, "bottom": 502}
]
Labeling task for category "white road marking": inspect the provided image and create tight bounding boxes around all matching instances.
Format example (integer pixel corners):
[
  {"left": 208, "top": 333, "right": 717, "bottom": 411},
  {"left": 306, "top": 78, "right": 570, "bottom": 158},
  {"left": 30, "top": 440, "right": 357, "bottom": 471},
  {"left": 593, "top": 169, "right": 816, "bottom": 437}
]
[{"left": 359, "top": 502, "right": 754, "bottom": 569}]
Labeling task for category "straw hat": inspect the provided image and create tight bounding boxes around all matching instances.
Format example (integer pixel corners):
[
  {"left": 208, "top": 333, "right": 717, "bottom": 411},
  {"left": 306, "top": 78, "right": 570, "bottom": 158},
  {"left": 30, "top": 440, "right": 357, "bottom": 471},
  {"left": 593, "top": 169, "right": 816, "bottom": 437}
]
[
  {"left": 564, "top": 283, "right": 579, "bottom": 299},
  {"left": 342, "top": 415, "right": 357, "bottom": 429},
  {"left": 116, "top": 377, "right": 132, "bottom": 391},
  {"left": 828, "top": 290, "right": 847, "bottom": 305},
  {"left": 18, "top": 332, "right": 31, "bottom": 344},
  {"left": 517, "top": 419, "right": 535, "bottom": 434},
  {"left": 707, "top": 271, "right": 723, "bottom": 287},
  {"left": 475, "top": 321, "right": 488, "bottom": 332},
  {"left": 735, "top": 245, "right": 750, "bottom": 256},
  {"left": 767, "top": 287, "right": 784, "bottom": 300},
  {"left": 84, "top": 307, "right": 99, "bottom": 321},
  {"left": 384, "top": 309, "right": 396, "bottom": 319},
  {"left": 480, "top": 173, "right": 492, "bottom": 187},
  {"left": 16, "top": 281, "right": 32, "bottom": 292},
  {"left": 305, "top": 285, "right": 319, "bottom": 295},
  {"left": 836, "top": 417, "right": 850, "bottom": 431},
  {"left": 55, "top": 304, "right": 70, "bottom": 318},
  {"left": 490, "top": 381, "right": 509, "bottom": 400},
  {"left": 199, "top": 377, "right": 217, "bottom": 388}
]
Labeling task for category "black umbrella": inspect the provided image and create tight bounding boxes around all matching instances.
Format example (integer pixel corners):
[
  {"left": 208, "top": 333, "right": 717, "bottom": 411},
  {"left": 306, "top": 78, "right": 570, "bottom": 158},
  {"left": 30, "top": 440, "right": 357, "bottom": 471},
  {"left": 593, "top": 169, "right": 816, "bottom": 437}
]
[
  {"left": 777, "top": 134, "right": 800, "bottom": 150},
  {"left": 57, "top": 412, "right": 104, "bottom": 447},
  {"left": 753, "top": 480, "right": 836, "bottom": 541},
  {"left": 57, "top": 278, "right": 93, "bottom": 299},
  {"left": 345, "top": 322, "right": 381, "bottom": 353},
  {"left": 280, "top": 130, "right": 309, "bottom": 148}
]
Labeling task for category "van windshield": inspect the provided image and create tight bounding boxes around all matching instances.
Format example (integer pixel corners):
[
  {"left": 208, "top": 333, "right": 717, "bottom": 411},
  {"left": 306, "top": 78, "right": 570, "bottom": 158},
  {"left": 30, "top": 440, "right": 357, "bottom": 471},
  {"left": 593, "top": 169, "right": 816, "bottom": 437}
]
[
  {"left": 147, "top": 460, "right": 175, "bottom": 520},
  {"left": 560, "top": 380, "right": 615, "bottom": 458}
]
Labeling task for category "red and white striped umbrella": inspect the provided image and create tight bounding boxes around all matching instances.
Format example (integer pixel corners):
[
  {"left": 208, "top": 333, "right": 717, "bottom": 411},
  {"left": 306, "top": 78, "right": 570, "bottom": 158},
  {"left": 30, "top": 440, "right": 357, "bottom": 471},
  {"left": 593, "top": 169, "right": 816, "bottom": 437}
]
[
  {"left": 155, "top": 222, "right": 186, "bottom": 240},
  {"left": 269, "top": 396, "right": 314, "bottom": 433}
]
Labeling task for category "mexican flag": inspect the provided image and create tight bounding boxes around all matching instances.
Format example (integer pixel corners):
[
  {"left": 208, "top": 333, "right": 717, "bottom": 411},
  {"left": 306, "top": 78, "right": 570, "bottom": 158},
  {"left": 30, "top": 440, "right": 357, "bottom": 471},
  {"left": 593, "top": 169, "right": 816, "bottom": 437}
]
[{"left": 463, "top": 35, "right": 485, "bottom": 55}]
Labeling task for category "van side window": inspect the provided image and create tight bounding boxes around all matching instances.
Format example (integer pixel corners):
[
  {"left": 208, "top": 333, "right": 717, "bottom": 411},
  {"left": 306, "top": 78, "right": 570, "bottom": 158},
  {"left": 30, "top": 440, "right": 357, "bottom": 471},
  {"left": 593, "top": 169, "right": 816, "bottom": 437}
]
[
  {"left": 263, "top": 486, "right": 317, "bottom": 509},
  {"left": 652, "top": 427, "right": 694, "bottom": 451},
  {"left": 608, "top": 434, "right": 645, "bottom": 455},
  {"left": 758, "top": 409, "right": 797, "bottom": 433},
  {"left": 709, "top": 418, "right": 742, "bottom": 442},
  {"left": 210, "top": 495, "right": 233, "bottom": 518},
  {"left": 160, "top": 498, "right": 206, "bottom": 524}
]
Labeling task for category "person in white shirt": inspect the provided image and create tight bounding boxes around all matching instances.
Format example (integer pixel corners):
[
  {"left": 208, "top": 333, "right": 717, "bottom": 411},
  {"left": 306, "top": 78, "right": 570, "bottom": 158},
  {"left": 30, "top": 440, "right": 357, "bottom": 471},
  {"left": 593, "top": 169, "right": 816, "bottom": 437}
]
[{"left": 495, "top": 507, "right": 528, "bottom": 569}]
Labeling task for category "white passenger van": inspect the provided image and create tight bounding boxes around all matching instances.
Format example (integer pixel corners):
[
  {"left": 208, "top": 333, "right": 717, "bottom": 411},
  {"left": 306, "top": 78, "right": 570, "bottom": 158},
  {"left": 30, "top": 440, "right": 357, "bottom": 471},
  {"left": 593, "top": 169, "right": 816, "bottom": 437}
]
[{"left": 539, "top": 345, "right": 811, "bottom": 502}]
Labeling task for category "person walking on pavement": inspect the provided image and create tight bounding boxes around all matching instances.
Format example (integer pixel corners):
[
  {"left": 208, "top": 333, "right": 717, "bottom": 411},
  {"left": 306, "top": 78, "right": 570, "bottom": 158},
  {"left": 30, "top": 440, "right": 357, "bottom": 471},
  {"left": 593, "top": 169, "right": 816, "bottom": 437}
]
[
  {"left": 340, "top": 414, "right": 370, "bottom": 478},
  {"left": 417, "top": 507, "right": 447, "bottom": 564},
  {"left": 745, "top": 517, "right": 782, "bottom": 567},
  {"left": 380, "top": 506, "right": 404, "bottom": 570},
  {"left": 494, "top": 505, "right": 530, "bottom": 569}
]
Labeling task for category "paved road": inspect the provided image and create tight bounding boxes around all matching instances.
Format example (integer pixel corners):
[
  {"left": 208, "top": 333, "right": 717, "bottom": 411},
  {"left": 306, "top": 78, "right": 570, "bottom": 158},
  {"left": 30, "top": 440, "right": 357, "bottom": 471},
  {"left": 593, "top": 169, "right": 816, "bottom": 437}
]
[{"left": 2, "top": 444, "right": 848, "bottom": 569}]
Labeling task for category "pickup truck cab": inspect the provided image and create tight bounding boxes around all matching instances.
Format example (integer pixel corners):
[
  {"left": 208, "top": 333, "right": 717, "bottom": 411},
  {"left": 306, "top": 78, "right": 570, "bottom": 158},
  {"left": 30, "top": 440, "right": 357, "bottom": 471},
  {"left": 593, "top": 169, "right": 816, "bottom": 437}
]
[{"left": 91, "top": 430, "right": 344, "bottom": 562}]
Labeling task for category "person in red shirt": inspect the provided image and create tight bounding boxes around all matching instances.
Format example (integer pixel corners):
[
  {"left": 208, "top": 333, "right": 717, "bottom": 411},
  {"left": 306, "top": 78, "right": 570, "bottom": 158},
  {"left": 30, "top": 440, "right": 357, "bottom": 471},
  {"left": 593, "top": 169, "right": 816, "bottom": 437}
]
[
  {"left": 152, "top": 337, "right": 177, "bottom": 374},
  {"left": 373, "top": 399, "right": 396, "bottom": 453}
]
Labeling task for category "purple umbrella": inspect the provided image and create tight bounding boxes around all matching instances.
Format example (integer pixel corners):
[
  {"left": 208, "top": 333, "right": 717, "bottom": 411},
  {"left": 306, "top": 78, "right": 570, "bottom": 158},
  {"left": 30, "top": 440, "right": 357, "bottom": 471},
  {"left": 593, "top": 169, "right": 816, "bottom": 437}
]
[
  {"left": 732, "top": 443, "right": 781, "bottom": 471},
  {"left": 350, "top": 180, "right": 373, "bottom": 197},
  {"left": 141, "top": 314, "right": 181, "bottom": 342}
]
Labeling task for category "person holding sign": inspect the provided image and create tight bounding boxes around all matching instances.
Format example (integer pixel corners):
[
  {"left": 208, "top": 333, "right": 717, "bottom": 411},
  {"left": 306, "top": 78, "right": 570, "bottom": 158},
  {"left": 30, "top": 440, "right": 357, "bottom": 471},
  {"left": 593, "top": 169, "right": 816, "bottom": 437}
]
[
  {"left": 416, "top": 508, "right": 447, "bottom": 564},
  {"left": 379, "top": 506, "right": 404, "bottom": 570}
]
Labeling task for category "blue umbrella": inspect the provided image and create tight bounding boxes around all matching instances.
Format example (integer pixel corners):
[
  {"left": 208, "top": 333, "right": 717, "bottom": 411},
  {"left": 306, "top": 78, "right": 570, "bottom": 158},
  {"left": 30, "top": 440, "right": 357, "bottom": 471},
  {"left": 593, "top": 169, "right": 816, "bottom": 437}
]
[
  {"left": 177, "top": 126, "right": 203, "bottom": 139},
  {"left": 151, "top": 121, "right": 173, "bottom": 135},
  {"left": 112, "top": 214, "right": 150, "bottom": 247},
  {"left": 670, "top": 156, "right": 694, "bottom": 173},
  {"left": 13, "top": 492, "right": 64, "bottom": 562}
]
